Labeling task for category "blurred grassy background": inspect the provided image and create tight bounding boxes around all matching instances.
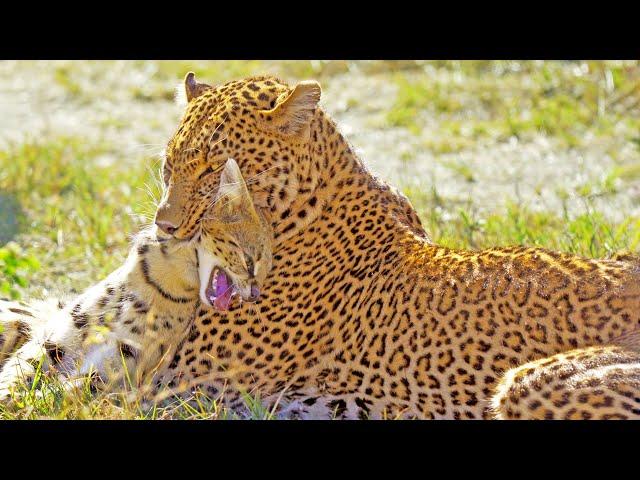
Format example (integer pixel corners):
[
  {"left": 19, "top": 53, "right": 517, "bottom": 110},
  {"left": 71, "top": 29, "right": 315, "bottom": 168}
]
[{"left": 0, "top": 60, "right": 639, "bottom": 418}]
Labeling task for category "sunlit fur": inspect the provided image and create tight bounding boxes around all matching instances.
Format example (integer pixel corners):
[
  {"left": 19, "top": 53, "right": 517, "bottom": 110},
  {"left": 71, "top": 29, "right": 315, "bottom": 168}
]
[
  {"left": 0, "top": 163, "right": 272, "bottom": 401},
  {"left": 154, "top": 74, "right": 640, "bottom": 419},
  {"left": 491, "top": 340, "right": 640, "bottom": 419},
  {"left": 0, "top": 228, "right": 199, "bottom": 399}
]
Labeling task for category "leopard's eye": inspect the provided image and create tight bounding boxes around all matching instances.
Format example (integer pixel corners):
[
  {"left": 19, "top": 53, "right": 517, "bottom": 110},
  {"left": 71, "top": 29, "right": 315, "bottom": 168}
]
[{"left": 162, "top": 163, "right": 172, "bottom": 186}]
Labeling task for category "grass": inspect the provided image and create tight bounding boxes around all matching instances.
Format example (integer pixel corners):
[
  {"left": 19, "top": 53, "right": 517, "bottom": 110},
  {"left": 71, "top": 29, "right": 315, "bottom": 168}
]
[
  {"left": 0, "top": 60, "right": 639, "bottom": 419},
  {"left": 387, "top": 60, "right": 640, "bottom": 148},
  {"left": 0, "top": 137, "right": 162, "bottom": 296},
  {"left": 0, "top": 243, "right": 40, "bottom": 299},
  {"left": 0, "top": 358, "right": 263, "bottom": 420},
  {"left": 402, "top": 181, "right": 640, "bottom": 255}
]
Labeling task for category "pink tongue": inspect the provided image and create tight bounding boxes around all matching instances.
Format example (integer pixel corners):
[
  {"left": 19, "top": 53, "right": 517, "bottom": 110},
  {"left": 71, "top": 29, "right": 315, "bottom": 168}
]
[
  {"left": 215, "top": 271, "right": 229, "bottom": 297},
  {"left": 213, "top": 271, "right": 234, "bottom": 311},
  {"left": 214, "top": 287, "right": 234, "bottom": 311}
]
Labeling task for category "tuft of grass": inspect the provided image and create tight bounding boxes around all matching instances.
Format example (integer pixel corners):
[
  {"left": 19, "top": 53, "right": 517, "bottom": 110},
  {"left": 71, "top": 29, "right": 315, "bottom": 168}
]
[
  {"left": 53, "top": 66, "right": 83, "bottom": 98},
  {"left": 403, "top": 181, "right": 640, "bottom": 257},
  {"left": 0, "top": 137, "right": 162, "bottom": 297},
  {"left": 387, "top": 61, "right": 640, "bottom": 149},
  {"left": 440, "top": 160, "right": 476, "bottom": 183},
  {"left": 0, "top": 242, "right": 40, "bottom": 299},
  {"left": 387, "top": 77, "right": 465, "bottom": 133},
  {"left": 0, "top": 352, "right": 273, "bottom": 420}
]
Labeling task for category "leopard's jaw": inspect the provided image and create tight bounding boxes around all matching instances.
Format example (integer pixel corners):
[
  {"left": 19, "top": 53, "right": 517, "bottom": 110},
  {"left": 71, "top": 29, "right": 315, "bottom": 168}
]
[{"left": 197, "top": 246, "right": 240, "bottom": 311}]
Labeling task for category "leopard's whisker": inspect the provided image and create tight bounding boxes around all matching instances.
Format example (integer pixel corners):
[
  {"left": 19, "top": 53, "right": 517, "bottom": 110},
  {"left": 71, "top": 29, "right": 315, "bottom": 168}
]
[{"left": 207, "top": 114, "right": 229, "bottom": 149}]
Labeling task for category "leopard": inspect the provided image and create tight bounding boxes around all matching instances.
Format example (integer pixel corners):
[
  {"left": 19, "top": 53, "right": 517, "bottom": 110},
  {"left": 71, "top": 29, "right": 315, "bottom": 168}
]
[
  {"left": 0, "top": 227, "right": 198, "bottom": 399},
  {"left": 0, "top": 158, "right": 272, "bottom": 402},
  {"left": 148, "top": 72, "right": 640, "bottom": 419},
  {"left": 490, "top": 330, "right": 640, "bottom": 419}
]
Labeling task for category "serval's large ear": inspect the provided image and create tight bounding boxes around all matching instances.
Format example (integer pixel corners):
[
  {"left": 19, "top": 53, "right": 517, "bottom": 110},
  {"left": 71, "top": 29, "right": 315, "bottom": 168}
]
[
  {"left": 184, "top": 72, "right": 212, "bottom": 102},
  {"left": 258, "top": 81, "right": 321, "bottom": 136},
  {"left": 213, "top": 158, "right": 257, "bottom": 220}
]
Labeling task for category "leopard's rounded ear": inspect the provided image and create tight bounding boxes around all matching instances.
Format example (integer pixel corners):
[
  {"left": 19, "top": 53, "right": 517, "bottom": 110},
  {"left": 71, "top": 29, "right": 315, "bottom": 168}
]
[
  {"left": 258, "top": 81, "right": 321, "bottom": 136},
  {"left": 184, "top": 72, "right": 211, "bottom": 102}
]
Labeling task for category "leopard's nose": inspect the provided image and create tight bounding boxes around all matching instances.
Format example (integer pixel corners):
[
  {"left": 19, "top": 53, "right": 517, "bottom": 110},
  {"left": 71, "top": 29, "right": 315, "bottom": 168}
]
[
  {"left": 155, "top": 197, "right": 182, "bottom": 237},
  {"left": 155, "top": 220, "right": 177, "bottom": 235}
]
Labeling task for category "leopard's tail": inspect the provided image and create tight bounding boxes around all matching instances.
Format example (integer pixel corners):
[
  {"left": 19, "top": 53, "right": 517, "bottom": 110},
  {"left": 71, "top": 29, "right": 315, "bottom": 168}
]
[
  {"left": 0, "top": 297, "right": 76, "bottom": 400},
  {"left": 0, "top": 298, "right": 67, "bottom": 366}
]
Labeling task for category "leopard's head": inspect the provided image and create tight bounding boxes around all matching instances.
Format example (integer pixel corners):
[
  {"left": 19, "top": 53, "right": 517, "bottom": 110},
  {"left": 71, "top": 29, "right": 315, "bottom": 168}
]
[{"left": 155, "top": 73, "right": 323, "bottom": 242}]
